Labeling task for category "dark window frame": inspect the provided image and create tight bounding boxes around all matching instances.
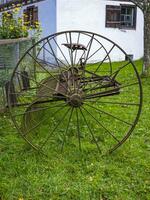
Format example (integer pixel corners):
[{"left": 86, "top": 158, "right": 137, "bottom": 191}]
[
  {"left": 105, "top": 4, "right": 137, "bottom": 30},
  {"left": 23, "top": 5, "right": 38, "bottom": 28}
]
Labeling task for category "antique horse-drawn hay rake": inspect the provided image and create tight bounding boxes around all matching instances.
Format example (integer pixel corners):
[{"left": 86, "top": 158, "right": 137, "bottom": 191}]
[{"left": 7, "top": 31, "right": 142, "bottom": 154}]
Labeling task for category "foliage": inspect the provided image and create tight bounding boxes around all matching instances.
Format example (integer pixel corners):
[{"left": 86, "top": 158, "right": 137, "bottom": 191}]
[
  {"left": 0, "top": 60, "right": 150, "bottom": 199},
  {"left": 0, "top": 5, "right": 41, "bottom": 39}
]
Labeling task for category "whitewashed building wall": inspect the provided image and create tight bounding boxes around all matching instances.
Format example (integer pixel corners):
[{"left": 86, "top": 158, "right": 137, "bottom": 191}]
[
  {"left": 56, "top": 0, "right": 144, "bottom": 61},
  {"left": 0, "top": 0, "right": 144, "bottom": 61}
]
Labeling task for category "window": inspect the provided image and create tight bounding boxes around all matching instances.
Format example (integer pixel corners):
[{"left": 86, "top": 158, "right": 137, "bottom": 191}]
[
  {"left": 106, "top": 5, "right": 137, "bottom": 29},
  {"left": 2, "top": 11, "right": 13, "bottom": 24},
  {"left": 24, "top": 6, "right": 38, "bottom": 27},
  {"left": 106, "top": 5, "right": 121, "bottom": 28}
]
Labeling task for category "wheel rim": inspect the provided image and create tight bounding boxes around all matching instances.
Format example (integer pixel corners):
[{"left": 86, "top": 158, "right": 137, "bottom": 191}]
[{"left": 8, "top": 30, "right": 142, "bottom": 155}]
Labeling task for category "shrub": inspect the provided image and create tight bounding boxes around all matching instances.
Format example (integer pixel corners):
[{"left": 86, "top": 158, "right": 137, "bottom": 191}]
[{"left": 0, "top": 5, "right": 41, "bottom": 39}]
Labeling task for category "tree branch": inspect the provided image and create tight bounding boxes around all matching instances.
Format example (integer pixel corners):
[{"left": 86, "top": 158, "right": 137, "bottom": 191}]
[{"left": 129, "top": 0, "right": 144, "bottom": 11}]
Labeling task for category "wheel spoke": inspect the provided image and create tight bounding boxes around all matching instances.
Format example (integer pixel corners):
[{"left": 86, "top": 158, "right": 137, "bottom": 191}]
[
  {"left": 82, "top": 106, "right": 120, "bottom": 142},
  {"left": 46, "top": 38, "right": 72, "bottom": 93},
  {"left": 76, "top": 35, "right": 95, "bottom": 66},
  {"left": 40, "top": 106, "right": 71, "bottom": 150},
  {"left": 73, "top": 32, "right": 81, "bottom": 65},
  {"left": 8, "top": 31, "right": 142, "bottom": 154},
  {"left": 46, "top": 39, "right": 68, "bottom": 68},
  {"left": 27, "top": 52, "right": 70, "bottom": 95},
  {"left": 94, "top": 44, "right": 115, "bottom": 73},
  {"left": 86, "top": 46, "right": 103, "bottom": 62},
  {"left": 69, "top": 32, "right": 74, "bottom": 67},
  {"left": 12, "top": 102, "right": 66, "bottom": 118},
  {"left": 15, "top": 71, "right": 54, "bottom": 92},
  {"left": 85, "top": 103, "right": 133, "bottom": 126},
  {"left": 52, "top": 37, "right": 70, "bottom": 66},
  {"left": 65, "top": 32, "right": 74, "bottom": 68},
  {"left": 79, "top": 107, "right": 101, "bottom": 153},
  {"left": 61, "top": 107, "right": 74, "bottom": 152},
  {"left": 84, "top": 88, "right": 120, "bottom": 99},
  {"left": 111, "top": 61, "right": 131, "bottom": 77},
  {"left": 84, "top": 34, "right": 94, "bottom": 63},
  {"left": 84, "top": 99, "right": 140, "bottom": 106},
  {"left": 76, "top": 108, "right": 82, "bottom": 151},
  {"left": 22, "top": 104, "right": 67, "bottom": 136}
]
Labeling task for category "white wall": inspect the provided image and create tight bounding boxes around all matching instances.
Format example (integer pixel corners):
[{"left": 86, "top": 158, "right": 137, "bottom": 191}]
[
  {"left": 22, "top": 0, "right": 56, "bottom": 38},
  {"left": 56, "top": 0, "right": 144, "bottom": 61}
]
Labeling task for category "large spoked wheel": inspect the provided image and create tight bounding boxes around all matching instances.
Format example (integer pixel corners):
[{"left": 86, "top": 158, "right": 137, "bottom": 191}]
[{"left": 8, "top": 30, "right": 142, "bottom": 155}]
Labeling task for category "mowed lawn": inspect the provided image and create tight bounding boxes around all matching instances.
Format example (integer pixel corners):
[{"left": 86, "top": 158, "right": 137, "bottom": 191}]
[{"left": 0, "top": 60, "right": 150, "bottom": 200}]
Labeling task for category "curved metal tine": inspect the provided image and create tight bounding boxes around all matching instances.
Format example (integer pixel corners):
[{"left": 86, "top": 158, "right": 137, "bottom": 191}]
[
  {"left": 84, "top": 102, "right": 133, "bottom": 126},
  {"left": 21, "top": 103, "right": 67, "bottom": 137},
  {"left": 79, "top": 107, "right": 101, "bottom": 153},
  {"left": 39, "top": 107, "right": 71, "bottom": 151},
  {"left": 61, "top": 107, "right": 74, "bottom": 152},
  {"left": 26, "top": 52, "right": 70, "bottom": 96},
  {"left": 82, "top": 106, "right": 120, "bottom": 143},
  {"left": 93, "top": 44, "right": 116, "bottom": 74},
  {"left": 73, "top": 32, "right": 81, "bottom": 65},
  {"left": 76, "top": 108, "right": 82, "bottom": 151}
]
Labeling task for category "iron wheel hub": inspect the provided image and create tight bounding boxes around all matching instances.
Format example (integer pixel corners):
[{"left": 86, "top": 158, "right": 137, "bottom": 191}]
[{"left": 67, "top": 93, "right": 83, "bottom": 107}]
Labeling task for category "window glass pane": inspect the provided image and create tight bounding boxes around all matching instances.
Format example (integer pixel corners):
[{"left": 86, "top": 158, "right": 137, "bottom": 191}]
[
  {"left": 120, "top": 6, "right": 136, "bottom": 28},
  {"left": 121, "top": 8, "right": 126, "bottom": 14},
  {"left": 127, "top": 8, "right": 132, "bottom": 15}
]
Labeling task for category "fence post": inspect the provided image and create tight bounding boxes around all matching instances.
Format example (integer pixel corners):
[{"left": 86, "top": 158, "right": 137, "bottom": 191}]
[{"left": 5, "top": 81, "right": 17, "bottom": 106}]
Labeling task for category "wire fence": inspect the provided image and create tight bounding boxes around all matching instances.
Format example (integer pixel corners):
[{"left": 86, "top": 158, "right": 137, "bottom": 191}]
[{"left": 0, "top": 38, "right": 34, "bottom": 111}]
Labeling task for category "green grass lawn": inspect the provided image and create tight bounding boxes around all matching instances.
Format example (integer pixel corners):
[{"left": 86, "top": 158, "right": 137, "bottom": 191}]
[{"left": 0, "top": 60, "right": 150, "bottom": 200}]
